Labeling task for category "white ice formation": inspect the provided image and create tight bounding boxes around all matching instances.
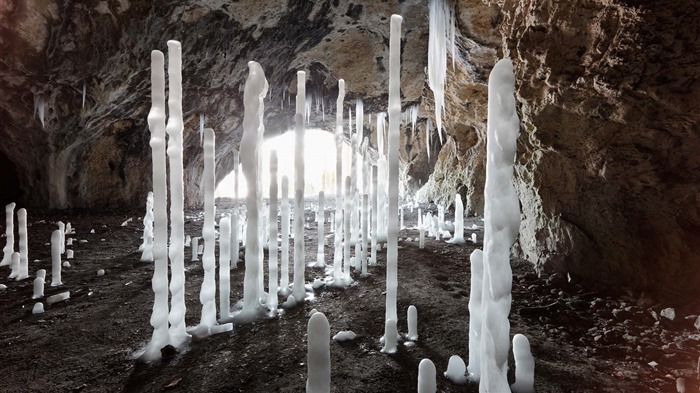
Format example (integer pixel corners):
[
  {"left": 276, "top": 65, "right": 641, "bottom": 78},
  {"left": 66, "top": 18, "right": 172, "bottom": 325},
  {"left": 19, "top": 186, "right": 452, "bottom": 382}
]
[
  {"left": 219, "top": 216, "right": 232, "bottom": 321},
  {"left": 17, "top": 209, "right": 28, "bottom": 280},
  {"left": 47, "top": 291, "right": 70, "bottom": 304},
  {"left": 1, "top": 202, "right": 15, "bottom": 267},
  {"left": 332, "top": 330, "right": 357, "bottom": 342},
  {"left": 315, "top": 191, "right": 325, "bottom": 268},
  {"left": 380, "top": 318, "right": 398, "bottom": 354},
  {"left": 446, "top": 193, "right": 465, "bottom": 244},
  {"left": 467, "top": 249, "right": 483, "bottom": 379},
  {"left": 280, "top": 176, "right": 290, "bottom": 295},
  {"left": 142, "top": 49, "right": 171, "bottom": 361},
  {"left": 306, "top": 312, "right": 331, "bottom": 393},
  {"left": 32, "top": 302, "right": 44, "bottom": 315},
  {"left": 8, "top": 252, "right": 19, "bottom": 279},
  {"left": 33, "top": 276, "right": 45, "bottom": 299},
  {"left": 407, "top": 305, "right": 418, "bottom": 341},
  {"left": 444, "top": 355, "right": 468, "bottom": 384},
  {"left": 50, "top": 230, "right": 62, "bottom": 286},
  {"left": 478, "top": 58, "right": 521, "bottom": 391},
  {"left": 268, "top": 151, "right": 279, "bottom": 310},
  {"left": 165, "top": 40, "right": 191, "bottom": 347},
  {"left": 139, "top": 192, "right": 154, "bottom": 261},
  {"left": 418, "top": 358, "right": 437, "bottom": 393},
  {"left": 384, "top": 14, "right": 402, "bottom": 344},
  {"left": 511, "top": 334, "right": 535, "bottom": 393},
  {"left": 333, "top": 80, "right": 345, "bottom": 284},
  {"left": 232, "top": 61, "right": 268, "bottom": 324},
  {"left": 428, "top": 0, "right": 459, "bottom": 142},
  {"left": 191, "top": 237, "right": 199, "bottom": 261},
  {"left": 292, "top": 71, "right": 307, "bottom": 302}
]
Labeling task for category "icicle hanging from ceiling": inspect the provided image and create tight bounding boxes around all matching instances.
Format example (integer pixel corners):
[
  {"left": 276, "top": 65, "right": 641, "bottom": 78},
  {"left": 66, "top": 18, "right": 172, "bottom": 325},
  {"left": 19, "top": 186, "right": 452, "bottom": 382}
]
[{"left": 428, "top": 0, "right": 459, "bottom": 146}]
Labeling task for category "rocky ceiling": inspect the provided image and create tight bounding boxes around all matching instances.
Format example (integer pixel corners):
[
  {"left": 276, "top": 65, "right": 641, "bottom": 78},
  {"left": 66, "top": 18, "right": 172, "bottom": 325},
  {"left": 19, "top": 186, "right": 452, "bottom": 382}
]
[{"left": 1, "top": 0, "right": 698, "bottom": 302}]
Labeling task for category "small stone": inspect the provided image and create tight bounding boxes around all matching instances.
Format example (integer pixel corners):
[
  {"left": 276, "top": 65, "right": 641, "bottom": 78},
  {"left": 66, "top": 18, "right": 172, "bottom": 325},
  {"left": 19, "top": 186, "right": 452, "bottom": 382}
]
[{"left": 661, "top": 308, "right": 676, "bottom": 321}]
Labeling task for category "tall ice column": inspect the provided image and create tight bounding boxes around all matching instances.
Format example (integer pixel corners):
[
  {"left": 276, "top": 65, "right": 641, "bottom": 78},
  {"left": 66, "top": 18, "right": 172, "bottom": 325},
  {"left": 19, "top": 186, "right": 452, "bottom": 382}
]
[
  {"left": 333, "top": 80, "right": 345, "bottom": 283},
  {"left": 232, "top": 61, "right": 268, "bottom": 324},
  {"left": 384, "top": 14, "right": 402, "bottom": 339},
  {"left": 143, "top": 50, "right": 170, "bottom": 360},
  {"left": 291, "top": 71, "right": 307, "bottom": 302},
  {"left": 268, "top": 151, "right": 279, "bottom": 309},
  {"left": 479, "top": 58, "right": 521, "bottom": 391},
  {"left": 165, "top": 40, "right": 190, "bottom": 346}
]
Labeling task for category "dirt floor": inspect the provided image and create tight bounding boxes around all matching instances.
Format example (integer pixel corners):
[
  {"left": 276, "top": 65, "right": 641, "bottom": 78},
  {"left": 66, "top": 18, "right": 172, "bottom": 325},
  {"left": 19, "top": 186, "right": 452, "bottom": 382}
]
[{"left": 0, "top": 199, "right": 698, "bottom": 393}]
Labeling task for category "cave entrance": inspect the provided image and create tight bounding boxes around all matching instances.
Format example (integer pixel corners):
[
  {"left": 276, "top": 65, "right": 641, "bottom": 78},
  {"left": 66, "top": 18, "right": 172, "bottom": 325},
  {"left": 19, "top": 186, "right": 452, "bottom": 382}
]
[
  {"left": 215, "top": 129, "right": 362, "bottom": 199},
  {"left": 0, "top": 151, "right": 21, "bottom": 205}
]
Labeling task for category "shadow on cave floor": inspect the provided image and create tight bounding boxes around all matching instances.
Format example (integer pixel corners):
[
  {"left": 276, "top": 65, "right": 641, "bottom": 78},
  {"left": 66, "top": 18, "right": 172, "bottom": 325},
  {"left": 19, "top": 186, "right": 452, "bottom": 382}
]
[{"left": 0, "top": 201, "right": 697, "bottom": 392}]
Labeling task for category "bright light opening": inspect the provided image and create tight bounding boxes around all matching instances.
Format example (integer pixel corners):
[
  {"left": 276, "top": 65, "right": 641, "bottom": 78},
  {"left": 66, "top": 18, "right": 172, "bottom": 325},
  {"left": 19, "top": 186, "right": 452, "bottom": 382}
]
[{"left": 215, "top": 129, "right": 364, "bottom": 199}]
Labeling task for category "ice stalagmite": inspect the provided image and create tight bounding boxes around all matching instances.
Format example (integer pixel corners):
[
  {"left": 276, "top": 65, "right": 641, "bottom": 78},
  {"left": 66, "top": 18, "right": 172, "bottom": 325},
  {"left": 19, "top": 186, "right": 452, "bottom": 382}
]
[
  {"left": 17, "top": 209, "right": 28, "bottom": 280},
  {"left": 268, "top": 151, "right": 279, "bottom": 309},
  {"left": 479, "top": 58, "right": 521, "bottom": 391},
  {"left": 467, "top": 249, "right": 484, "bottom": 380},
  {"left": 376, "top": 113, "right": 388, "bottom": 243},
  {"left": 417, "top": 358, "right": 437, "bottom": 393},
  {"left": 360, "top": 138, "right": 369, "bottom": 274},
  {"left": 350, "top": 99, "right": 363, "bottom": 247},
  {"left": 191, "top": 237, "right": 199, "bottom": 262},
  {"left": 370, "top": 166, "right": 378, "bottom": 266},
  {"left": 1, "top": 202, "right": 15, "bottom": 267},
  {"left": 230, "top": 149, "right": 240, "bottom": 269},
  {"left": 306, "top": 312, "right": 331, "bottom": 393},
  {"left": 33, "top": 276, "right": 44, "bottom": 299},
  {"left": 142, "top": 50, "right": 170, "bottom": 361},
  {"left": 195, "top": 128, "right": 218, "bottom": 337},
  {"left": 333, "top": 80, "right": 345, "bottom": 284},
  {"left": 511, "top": 334, "right": 535, "bottom": 393},
  {"left": 165, "top": 40, "right": 189, "bottom": 346},
  {"left": 445, "top": 355, "right": 468, "bottom": 384},
  {"left": 219, "top": 216, "right": 232, "bottom": 320},
  {"left": 50, "top": 230, "right": 62, "bottom": 286},
  {"left": 232, "top": 61, "right": 268, "bottom": 324},
  {"left": 58, "top": 221, "right": 65, "bottom": 254},
  {"left": 384, "top": 14, "right": 402, "bottom": 342},
  {"left": 315, "top": 191, "right": 325, "bottom": 268},
  {"left": 381, "top": 319, "right": 398, "bottom": 354},
  {"left": 407, "top": 305, "right": 418, "bottom": 340},
  {"left": 343, "top": 176, "right": 352, "bottom": 281},
  {"left": 8, "top": 252, "right": 19, "bottom": 279},
  {"left": 447, "top": 194, "right": 465, "bottom": 244},
  {"left": 139, "top": 192, "right": 154, "bottom": 261},
  {"left": 292, "top": 71, "right": 307, "bottom": 302},
  {"left": 280, "top": 176, "right": 290, "bottom": 295}
]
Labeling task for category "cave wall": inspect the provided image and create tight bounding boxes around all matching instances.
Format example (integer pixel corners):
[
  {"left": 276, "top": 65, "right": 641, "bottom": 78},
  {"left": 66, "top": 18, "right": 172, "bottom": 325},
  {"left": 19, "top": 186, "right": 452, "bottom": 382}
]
[
  {"left": 487, "top": 0, "right": 700, "bottom": 302},
  {"left": 0, "top": 0, "right": 433, "bottom": 209}
]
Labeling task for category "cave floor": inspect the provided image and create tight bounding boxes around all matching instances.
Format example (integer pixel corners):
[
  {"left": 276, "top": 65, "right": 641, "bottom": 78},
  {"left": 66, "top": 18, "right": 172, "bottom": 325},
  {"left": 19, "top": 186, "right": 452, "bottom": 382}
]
[{"left": 0, "top": 200, "right": 697, "bottom": 393}]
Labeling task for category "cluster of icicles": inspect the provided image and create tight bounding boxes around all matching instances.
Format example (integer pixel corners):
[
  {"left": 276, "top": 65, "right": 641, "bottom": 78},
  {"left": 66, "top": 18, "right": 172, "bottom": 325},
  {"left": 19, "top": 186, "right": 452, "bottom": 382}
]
[
  {"left": 131, "top": 8, "right": 536, "bottom": 391},
  {"left": 1, "top": 204, "right": 82, "bottom": 316}
]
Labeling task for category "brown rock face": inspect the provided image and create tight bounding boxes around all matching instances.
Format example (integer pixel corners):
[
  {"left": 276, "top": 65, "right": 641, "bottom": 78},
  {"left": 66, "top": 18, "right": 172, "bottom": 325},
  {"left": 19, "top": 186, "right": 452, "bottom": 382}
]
[
  {"left": 0, "top": 0, "right": 430, "bottom": 208},
  {"left": 491, "top": 0, "right": 700, "bottom": 302}
]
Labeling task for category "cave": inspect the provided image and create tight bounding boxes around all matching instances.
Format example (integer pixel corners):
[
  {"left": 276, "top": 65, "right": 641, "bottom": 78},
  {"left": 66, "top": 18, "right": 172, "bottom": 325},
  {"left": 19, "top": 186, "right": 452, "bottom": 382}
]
[{"left": 1, "top": 0, "right": 699, "bottom": 392}]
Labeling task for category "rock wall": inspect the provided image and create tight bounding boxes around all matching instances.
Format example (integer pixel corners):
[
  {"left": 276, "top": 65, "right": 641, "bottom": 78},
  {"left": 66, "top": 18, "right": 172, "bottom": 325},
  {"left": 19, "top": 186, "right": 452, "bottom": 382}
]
[
  {"left": 490, "top": 0, "right": 700, "bottom": 302},
  {"left": 0, "top": 0, "right": 430, "bottom": 208}
]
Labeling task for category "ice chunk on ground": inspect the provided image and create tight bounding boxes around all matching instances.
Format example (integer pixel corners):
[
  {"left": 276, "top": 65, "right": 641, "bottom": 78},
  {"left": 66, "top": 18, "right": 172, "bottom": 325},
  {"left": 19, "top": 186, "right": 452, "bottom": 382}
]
[{"left": 332, "top": 330, "right": 357, "bottom": 341}]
